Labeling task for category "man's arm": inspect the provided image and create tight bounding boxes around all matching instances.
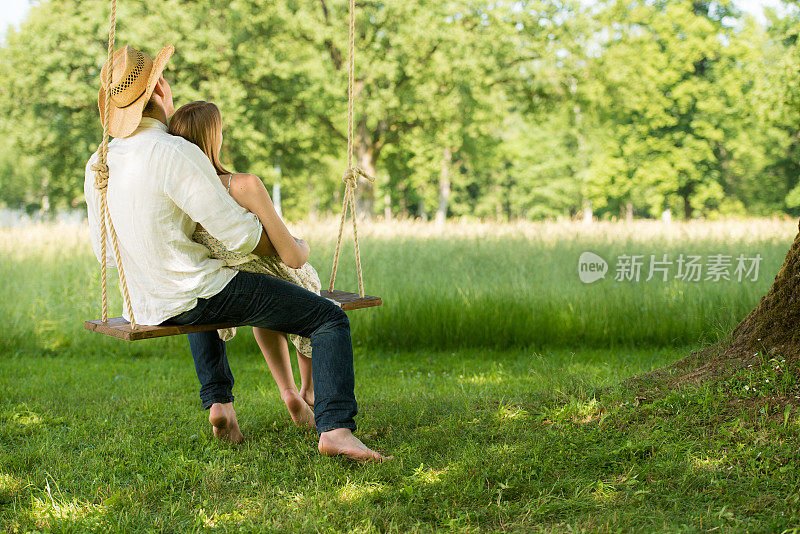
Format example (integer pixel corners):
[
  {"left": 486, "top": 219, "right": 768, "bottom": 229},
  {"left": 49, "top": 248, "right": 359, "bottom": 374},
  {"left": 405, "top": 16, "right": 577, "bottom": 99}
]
[
  {"left": 164, "top": 143, "right": 264, "bottom": 255},
  {"left": 84, "top": 156, "right": 117, "bottom": 268}
]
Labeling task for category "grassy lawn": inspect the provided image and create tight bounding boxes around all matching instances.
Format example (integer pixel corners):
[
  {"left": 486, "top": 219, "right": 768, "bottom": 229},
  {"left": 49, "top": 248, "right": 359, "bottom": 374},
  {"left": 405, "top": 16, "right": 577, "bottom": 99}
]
[
  {"left": 2, "top": 344, "right": 800, "bottom": 532},
  {"left": 2, "top": 219, "right": 800, "bottom": 532}
]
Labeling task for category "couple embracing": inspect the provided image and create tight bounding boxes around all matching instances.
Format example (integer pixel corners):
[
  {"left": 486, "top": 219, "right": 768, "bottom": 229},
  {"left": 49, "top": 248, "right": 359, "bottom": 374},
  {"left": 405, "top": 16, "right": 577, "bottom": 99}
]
[{"left": 84, "top": 44, "right": 389, "bottom": 461}]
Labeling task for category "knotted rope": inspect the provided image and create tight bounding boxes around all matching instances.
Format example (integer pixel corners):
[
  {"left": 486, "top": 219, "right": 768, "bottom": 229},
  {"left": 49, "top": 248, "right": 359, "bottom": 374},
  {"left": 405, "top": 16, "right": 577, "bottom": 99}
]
[
  {"left": 93, "top": 0, "right": 137, "bottom": 329},
  {"left": 328, "top": 0, "right": 374, "bottom": 298}
]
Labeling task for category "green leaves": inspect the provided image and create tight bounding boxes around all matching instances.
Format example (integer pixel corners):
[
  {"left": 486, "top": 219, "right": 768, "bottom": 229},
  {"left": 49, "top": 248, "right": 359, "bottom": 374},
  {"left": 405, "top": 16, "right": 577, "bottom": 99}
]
[{"left": 0, "top": 0, "right": 798, "bottom": 219}]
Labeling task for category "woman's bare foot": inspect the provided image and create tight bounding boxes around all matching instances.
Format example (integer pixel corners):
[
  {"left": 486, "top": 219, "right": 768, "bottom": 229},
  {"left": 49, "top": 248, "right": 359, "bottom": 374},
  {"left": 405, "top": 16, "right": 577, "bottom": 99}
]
[
  {"left": 299, "top": 387, "right": 314, "bottom": 409},
  {"left": 208, "top": 402, "right": 244, "bottom": 444},
  {"left": 297, "top": 352, "right": 314, "bottom": 407},
  {"left": 282, "top": 390, "right": 315, "bottom": 430},
  {"left": 318, "top": 428, "right": 392, "bottom": 462}
]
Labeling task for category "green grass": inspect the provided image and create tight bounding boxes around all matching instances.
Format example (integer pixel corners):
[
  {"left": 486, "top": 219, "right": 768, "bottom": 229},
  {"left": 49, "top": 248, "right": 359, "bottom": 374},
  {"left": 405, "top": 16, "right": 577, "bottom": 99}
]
[
  {"left": 2, "top": 219, "right": 800, "bottom": 532},
  {"left": 3, "top": 345, "right": 800, "bottom": 532},
  {"left": 0, "top": 219, "right": 795, "bottom": 354}
]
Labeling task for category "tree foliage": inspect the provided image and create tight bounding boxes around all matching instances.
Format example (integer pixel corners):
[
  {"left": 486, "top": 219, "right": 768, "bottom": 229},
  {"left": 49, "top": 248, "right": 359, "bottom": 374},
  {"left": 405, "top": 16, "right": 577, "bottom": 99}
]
[{"left": 0, "top": 0, "right": 797, "bottom": 221}]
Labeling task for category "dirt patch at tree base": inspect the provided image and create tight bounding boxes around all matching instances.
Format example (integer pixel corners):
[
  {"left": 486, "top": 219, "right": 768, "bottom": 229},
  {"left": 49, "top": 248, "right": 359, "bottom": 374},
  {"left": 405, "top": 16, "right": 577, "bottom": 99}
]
[{"left": 618, "top": 218, "right": 800, "bottom": 403}]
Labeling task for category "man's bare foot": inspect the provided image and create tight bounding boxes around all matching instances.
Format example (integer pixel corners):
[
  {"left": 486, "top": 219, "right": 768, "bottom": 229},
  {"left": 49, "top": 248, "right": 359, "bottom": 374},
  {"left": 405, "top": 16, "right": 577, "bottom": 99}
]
[
  {"left": 318, "top": 428, "right": 392, "bottom": 462},
  {"left": 208, "top": 402, "right": 244, "bottom": 444},
  {"left": 282, "top": 390, "right": 315, "bottom": 430},
  {"left": 299, "top": 387, "right": 314, "bottom": 409}
]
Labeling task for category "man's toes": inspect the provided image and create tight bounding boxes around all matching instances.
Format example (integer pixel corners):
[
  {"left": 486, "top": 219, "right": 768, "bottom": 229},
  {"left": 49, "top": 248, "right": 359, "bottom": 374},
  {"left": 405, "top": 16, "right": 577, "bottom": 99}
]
[
  {"left": 365, "top": 448, "right": 389, "bottom": 461},
  {"left": 229, "top": 430, "right": 244, "bottom": 444}
]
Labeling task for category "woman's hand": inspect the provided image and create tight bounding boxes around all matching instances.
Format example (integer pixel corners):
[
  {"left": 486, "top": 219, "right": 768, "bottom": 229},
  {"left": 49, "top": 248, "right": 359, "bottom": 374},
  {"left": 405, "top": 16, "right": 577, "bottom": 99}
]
[{"left": 293, "top": 237, "right": 310, "bottom": 265}]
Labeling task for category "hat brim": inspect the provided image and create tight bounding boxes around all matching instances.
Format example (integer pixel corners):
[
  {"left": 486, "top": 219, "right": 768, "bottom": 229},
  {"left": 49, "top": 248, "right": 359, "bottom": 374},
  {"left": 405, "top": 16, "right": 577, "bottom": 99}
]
[{"left": 98, "top": 45, "right": 174, "bottom": 138}]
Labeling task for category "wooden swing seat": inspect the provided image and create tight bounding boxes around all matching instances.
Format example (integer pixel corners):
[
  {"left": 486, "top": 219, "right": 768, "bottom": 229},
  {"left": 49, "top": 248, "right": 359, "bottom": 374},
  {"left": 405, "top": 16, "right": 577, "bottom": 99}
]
[
  {"left": 87, "top": 0, "right": 377, "bottom": 342},
  {"left": 84, "top": 289, "right": 382, "bottom": 341}
]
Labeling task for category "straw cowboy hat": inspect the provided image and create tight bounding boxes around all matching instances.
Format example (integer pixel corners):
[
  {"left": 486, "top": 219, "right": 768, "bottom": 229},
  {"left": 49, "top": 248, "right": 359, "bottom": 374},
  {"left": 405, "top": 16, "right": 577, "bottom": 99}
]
[{"left": 98, "top": 44, "right": 174, "bottom": 138}]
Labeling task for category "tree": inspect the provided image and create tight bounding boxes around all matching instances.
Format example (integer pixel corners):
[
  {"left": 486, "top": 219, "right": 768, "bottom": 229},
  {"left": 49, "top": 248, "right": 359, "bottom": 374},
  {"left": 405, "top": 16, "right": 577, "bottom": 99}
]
[
  {"left": 0, "top": 0, "right": 797, "bottom": 221},
  {"left": 763, "top": 2, "right": 800, "bottom": 215},
  {"left": 584, "top": 0, "right": 788, "bottom": 219},
  {"left": 626, "top": 1, "right": 800, "bottom": 388}
]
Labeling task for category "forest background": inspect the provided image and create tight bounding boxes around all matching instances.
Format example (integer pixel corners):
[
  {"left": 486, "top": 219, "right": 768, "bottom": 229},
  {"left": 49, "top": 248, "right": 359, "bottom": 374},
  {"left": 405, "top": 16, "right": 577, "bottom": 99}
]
[{"left": 1, "top": 0, "right": 798, "bottom": 223}]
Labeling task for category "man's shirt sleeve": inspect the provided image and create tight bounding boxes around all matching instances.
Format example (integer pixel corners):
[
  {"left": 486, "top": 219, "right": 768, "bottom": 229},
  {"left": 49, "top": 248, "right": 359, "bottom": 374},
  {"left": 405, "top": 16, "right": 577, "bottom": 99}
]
[
  {"left": 84, "top": 154, "right": 117, "bottom": 268},
  {"left": 163, "top": 142, "right": 262, "bottom": 255}
]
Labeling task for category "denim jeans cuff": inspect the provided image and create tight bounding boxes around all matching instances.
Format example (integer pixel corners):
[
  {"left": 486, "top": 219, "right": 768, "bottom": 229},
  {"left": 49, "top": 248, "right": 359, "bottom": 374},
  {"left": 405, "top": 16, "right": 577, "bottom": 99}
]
[
  {"left": 201, "top": 393, "right": 235, "bottom": 410},
  {"left": 316, "top": 421, "right": 358, "bottom": 435}
]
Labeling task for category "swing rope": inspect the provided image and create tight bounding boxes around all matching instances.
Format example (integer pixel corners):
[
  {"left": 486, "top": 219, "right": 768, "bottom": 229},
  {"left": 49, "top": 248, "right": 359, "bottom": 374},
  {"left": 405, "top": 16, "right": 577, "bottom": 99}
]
[
  {"left": 327, "top": 0, "right": 374, "bottom": 298},
  {"left": 91, "top": 0, "right": 137, "bottom": 330},
  {"left": 90, "top": 0, "right": 373, "bottom": 334}
]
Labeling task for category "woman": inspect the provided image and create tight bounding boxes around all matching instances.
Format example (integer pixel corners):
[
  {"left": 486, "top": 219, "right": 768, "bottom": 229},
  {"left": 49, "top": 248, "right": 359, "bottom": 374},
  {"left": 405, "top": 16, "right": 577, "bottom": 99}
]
[{"left": 169, "top": 100, "right": 330, "bottom": 429}]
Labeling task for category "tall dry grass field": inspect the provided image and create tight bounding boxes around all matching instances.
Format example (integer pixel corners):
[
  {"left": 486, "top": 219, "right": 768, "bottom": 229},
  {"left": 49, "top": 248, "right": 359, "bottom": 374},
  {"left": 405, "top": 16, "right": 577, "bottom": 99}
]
[{"left": 1, "top": 217, "right": 795, "bottom": 355}]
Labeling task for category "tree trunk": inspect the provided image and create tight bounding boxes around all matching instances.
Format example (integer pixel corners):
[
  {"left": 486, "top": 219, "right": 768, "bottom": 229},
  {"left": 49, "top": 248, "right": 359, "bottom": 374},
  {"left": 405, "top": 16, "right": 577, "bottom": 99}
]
[
  {"left": 353, "top": 148, "right": 375, "bottom": 220},
  {"left": 582, "top": 203, "right": 593, "bottom": 225},
  {"left": 493, "top": 182, "right": 502, "bottom": 220},
  {"left": 683, "top": 196, "right": 692, "bottom": 219},
  {"left": 680, "top": 181, "right": 694, "bottom": 219},
  {"left": 354, "top": 120, "right": 381, "bottom": 221},
  {"left": 272, "top": 181, "right": 282, "bottom": 219},
  {"left": 627, "top": 218, "right": 800, "bottom": 389},
  {"left": 384, "top": 191, "right": 391, "bottom": 221},
  {"left": 398, "top": 185, "right": 408, "bottom": 220},
  {"left": 307, "top": 172, "right": 317, "bottom": 222},
  {"left": 41, "top": 172, "right": 50, "bottom": 214},
  {"left": 435, "top": 147, "right": 452, "bottom": 226}
]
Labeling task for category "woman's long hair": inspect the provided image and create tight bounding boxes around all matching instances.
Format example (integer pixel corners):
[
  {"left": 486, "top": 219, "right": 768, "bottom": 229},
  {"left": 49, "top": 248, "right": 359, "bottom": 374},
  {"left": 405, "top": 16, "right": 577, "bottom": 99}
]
[{"left": 168, "top": 101, "right": 232, "bottom": 175}]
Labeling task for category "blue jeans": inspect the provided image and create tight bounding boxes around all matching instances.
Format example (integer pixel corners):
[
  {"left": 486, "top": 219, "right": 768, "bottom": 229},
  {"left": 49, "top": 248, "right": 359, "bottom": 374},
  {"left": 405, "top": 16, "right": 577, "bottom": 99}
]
[{"left": 165, "top": 270, "right": 357, "bottom": 434}]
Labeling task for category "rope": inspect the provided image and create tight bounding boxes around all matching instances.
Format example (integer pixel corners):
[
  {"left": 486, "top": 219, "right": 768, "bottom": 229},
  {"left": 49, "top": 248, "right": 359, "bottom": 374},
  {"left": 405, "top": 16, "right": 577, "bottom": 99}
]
[
  {"left": 92, "top": 0, "right": 137, "bottom": 330},
  {"left": 328, "top": 0, "right": 374, "bottom": 298}
]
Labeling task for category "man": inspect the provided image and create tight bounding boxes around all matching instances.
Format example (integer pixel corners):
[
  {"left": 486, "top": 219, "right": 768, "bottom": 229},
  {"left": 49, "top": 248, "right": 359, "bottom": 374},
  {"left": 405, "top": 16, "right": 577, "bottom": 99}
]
[{"left": 84, "top": 44, "right": 389, "bottom": 461}]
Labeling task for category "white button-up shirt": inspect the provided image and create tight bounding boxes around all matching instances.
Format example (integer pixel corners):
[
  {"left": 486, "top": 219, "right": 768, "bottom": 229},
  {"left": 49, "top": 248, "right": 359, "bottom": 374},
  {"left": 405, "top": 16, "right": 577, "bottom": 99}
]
[{"left": 84, "top": 117, "right": 262, "bottom": 325}]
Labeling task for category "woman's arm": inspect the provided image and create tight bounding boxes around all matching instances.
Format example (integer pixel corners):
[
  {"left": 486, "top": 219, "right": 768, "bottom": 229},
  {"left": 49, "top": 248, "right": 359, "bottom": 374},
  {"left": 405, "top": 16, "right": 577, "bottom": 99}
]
[
  {"left": 228, "top": 173, "right": 310, "bottom": 268},
  {"left": 252, "top": 227, "right": 279, "bottom": 257}
]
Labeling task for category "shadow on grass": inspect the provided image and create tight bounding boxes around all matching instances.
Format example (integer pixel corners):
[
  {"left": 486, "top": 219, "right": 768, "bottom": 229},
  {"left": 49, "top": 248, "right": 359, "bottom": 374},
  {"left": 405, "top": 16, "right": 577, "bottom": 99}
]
[{"left": 1, "top": 348, "right": 799, "bottom": 532}]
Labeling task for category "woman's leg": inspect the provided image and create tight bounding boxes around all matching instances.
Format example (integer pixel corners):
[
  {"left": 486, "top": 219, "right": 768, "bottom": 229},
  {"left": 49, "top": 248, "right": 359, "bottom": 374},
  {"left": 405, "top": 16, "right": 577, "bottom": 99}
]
[
  {"left": 252, "top": 327, "right": 315, "bottom": 429},
  {"left": 297, "top": 351, "right": 314, "bottom": 408},
  {"left": 194, "top": 271, "right": 387, "bottom": 460}
]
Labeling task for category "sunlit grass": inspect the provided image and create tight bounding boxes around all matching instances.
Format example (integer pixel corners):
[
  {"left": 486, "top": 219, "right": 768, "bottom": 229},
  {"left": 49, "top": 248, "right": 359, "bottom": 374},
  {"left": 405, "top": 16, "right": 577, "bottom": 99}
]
[
  {"left": 1, "top": 217, "right": 795, "bottom": 353},
  {"left": 2, "top": 218, "right": 800, "bottom": 531}
]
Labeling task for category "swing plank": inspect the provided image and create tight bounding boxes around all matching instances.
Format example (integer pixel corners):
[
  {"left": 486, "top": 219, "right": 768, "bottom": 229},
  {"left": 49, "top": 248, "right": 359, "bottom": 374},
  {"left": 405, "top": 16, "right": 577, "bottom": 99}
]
[
  {"left": 84, "top": 317, "right": 238, "bottom": 341},
  {"left": 319, "top": 289, "right": 382, "bottom": 310},
  {"left": 85, "top": 290, "right": 382, "bottom": 341}
]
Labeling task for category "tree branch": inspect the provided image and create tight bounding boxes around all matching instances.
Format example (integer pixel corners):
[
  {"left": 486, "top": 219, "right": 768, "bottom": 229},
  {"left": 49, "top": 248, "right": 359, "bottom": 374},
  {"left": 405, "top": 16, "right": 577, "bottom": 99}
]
[
  {"left": 326, "top": 39, "right": 344, "bottom": 70},
  {"left": 394, "top": 41, "right": 442, "bottom": 91},
  {"left": 319, "top": 0, "right": 330, "bottom": 24},
  {"left": 291, "top": 100, "right": 347, "bottom": 142},
  {"left": 317, "top": 110, "right": 348, "bottom": 142}
]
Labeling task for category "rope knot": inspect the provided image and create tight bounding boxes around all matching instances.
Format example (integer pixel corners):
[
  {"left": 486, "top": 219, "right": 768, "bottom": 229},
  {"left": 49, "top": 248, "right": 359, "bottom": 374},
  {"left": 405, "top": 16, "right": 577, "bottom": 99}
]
[
  {"left": 92, "top": 161, "right": 110, "bottom": 190},
  {"left": 341, "top": 167, "right": 375, "bottom": 189}
]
